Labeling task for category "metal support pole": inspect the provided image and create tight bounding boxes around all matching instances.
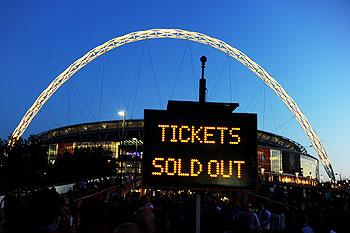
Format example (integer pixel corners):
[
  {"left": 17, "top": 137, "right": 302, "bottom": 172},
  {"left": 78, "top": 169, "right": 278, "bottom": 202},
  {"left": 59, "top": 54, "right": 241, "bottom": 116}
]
[
  {"left": 122, "top": 115, "right": 125, "bottom": 139},
  {"left": 196, "top": 56, "right": 206, "bottom": 233},
  {"left": 118, "top": 110, "right": 126, "bottom": 199},
  {"left": 199, "top": 56, "right": 207, "bottom": 103},
  {"left": 196, "top": 192, "right": 201, "bottom": 233}
]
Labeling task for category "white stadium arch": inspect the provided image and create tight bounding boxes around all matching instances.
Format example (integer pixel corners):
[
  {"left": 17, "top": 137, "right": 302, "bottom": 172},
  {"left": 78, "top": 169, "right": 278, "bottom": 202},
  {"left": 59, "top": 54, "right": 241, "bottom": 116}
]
[{"left": 8, "top": 29, "right": 335, "bottom": 179}]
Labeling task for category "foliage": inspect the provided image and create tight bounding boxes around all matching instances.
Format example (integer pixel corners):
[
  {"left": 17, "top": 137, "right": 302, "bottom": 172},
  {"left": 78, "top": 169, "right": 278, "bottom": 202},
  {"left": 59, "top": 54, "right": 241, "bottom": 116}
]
[
  {"left": 0, "top": 137, "right": 116, "bottom": 193},
  {"left": 0, "top": 136, "right": 48, "bottom": 192},
  {"left": 49, "top": 146, "right": 115, "bottom": 183}
]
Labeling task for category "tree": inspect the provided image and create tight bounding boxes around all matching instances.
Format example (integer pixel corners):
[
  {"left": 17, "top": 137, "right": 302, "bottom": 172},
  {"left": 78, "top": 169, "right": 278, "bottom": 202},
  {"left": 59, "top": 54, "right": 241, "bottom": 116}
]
[
  {"left": 50, "top": 146, "right": 115, "bottom": 183},
  {"left": 1, "top": 136, "right": 48, "bottom": 192}
]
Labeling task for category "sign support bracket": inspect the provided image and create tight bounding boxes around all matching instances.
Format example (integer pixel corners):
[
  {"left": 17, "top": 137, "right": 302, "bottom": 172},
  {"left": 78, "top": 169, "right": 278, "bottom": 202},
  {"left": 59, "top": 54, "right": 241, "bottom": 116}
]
[{"left": 195, "top": 192, "right": 201, "bottom": 233}]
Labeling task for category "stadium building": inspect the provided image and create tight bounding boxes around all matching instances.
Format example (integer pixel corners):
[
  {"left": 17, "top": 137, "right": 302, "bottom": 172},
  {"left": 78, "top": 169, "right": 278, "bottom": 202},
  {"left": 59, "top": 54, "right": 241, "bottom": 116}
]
[{"left": 38, "top": 119, "right": 319, "bottom": 186}]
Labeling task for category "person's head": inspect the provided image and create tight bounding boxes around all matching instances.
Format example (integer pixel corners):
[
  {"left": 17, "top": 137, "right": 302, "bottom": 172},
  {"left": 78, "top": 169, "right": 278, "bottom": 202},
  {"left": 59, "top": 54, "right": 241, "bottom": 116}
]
[
  {"left": 247, "top": 202, "right": 252, "bottom": 209},
  {"left": 303, "top": 215, "right": 310, "bottom": 225},
  {"left": 134, "top": 206, "right": 155, "bottom": 233},
  {"left": 114, "top": 223, "right": 142, "bottom": 233},
  {"left": 28, "top": 188, "right": 59, "bottom": 226},
  {"left": 260, "top": 203, "right": 265, "bottom": 210}
]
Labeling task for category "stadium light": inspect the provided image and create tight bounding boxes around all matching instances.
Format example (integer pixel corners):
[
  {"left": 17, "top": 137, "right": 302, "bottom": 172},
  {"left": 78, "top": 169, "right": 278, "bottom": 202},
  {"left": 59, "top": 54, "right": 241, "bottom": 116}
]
[{"left": 118, "top": 111, "right": 125, "bottom": 117}]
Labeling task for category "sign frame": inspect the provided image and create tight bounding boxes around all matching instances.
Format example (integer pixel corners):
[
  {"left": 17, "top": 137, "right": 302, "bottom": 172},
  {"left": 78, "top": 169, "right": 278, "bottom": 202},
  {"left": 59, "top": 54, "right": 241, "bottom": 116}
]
[{"left": 142, "top": 103, "right": 257, "bottom": 191}]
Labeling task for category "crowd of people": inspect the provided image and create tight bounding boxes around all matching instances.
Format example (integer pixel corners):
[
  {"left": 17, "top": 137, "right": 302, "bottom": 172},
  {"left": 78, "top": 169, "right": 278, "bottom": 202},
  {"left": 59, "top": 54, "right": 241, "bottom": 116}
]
[{"left": 0, "top": 177, "right": 349, "bottom": 233}]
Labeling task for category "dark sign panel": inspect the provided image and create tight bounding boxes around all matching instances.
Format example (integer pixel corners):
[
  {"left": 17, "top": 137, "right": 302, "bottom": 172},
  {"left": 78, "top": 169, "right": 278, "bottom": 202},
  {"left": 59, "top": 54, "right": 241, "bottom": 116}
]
[{"left": 142, "top": 105, "right": 257, "bottom": 190}]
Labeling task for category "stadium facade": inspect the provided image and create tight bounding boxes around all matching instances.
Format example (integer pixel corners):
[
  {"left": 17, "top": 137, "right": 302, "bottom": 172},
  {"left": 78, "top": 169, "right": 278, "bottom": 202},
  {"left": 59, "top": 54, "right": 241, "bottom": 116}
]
[{"left": 38, "top": 119, "right": 319, "bottom": 186}]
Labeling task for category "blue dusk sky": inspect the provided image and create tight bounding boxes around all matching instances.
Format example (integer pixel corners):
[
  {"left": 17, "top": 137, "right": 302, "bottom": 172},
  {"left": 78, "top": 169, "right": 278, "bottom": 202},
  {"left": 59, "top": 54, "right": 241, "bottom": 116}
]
[{"left": 0, "top": 0, "right": 349, "bottom": 179}]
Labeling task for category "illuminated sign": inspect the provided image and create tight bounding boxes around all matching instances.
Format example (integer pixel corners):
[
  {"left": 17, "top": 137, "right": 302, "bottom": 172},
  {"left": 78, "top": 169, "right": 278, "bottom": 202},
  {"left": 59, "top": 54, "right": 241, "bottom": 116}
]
[{"left": 142, "top": 104, "right": 257, "bottom": 190}]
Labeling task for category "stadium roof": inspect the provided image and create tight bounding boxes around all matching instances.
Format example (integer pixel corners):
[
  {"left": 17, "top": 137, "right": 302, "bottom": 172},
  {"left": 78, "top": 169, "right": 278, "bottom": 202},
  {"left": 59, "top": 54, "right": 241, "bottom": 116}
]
[{"left": 37, "top": 119, "right": 309, "bottom": 155}]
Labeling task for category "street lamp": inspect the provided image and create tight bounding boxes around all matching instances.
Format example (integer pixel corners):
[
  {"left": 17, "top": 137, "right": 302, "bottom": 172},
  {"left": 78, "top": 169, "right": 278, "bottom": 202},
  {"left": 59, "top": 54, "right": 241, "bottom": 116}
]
[
  {"left": 118, "top": 110, "right": 126, "bottom": 183},
  {"left": 118, "top": 111, "right": 126, "bottom": 138},
  {"left": 279, "top": 170, "right": 283, "bottom": 182},
  {"left": 260, "top": 168, "right": 265, "bottom": 175}
]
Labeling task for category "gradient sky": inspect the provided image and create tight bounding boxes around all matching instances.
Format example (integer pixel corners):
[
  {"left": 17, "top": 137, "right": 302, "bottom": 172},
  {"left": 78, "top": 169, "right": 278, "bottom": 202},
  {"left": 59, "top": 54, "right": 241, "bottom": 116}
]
[{"left": 0, "top": 0, "right": 349, "bottom": 179}]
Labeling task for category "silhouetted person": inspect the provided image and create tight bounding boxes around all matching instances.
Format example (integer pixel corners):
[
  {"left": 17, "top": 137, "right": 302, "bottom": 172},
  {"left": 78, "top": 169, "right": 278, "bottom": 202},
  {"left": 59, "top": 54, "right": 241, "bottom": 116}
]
[
  {"left": 258, "top": 203, "right": 271, "bottom": 233},
  {"left": 27, "top": 188, "right": 60, "bottom": 233},
  {"left": 114, "top": 204, "right": 155, "bottom": 233}
]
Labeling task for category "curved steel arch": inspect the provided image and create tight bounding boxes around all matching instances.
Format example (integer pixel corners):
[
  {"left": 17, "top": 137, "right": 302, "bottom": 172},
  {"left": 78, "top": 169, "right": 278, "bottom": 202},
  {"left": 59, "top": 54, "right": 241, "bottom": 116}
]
[{"left": 9, "top": 29, "right": 335, "bottom": 179}]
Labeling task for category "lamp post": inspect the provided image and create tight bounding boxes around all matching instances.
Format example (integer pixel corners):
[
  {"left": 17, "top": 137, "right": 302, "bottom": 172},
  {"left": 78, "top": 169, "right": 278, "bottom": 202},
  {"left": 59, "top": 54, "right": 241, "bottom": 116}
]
[
  {"left": 132, "top": 137, "right": 138, "bottom": 174},
  {"left": 132, "top": 137, "right": 138, "bottom": 155},
  {"left": 118, "top": 110, "right": 126, "bottom": 196},
  {"left": 118, "top": 111, "right": 126, "bottom": 139}
]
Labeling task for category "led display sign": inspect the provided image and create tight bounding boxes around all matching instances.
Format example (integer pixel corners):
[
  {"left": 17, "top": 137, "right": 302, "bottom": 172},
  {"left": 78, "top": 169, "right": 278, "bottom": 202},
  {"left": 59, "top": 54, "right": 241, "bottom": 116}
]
[{"left": 142, "top": 103, "right": 257, "bottom": 190}]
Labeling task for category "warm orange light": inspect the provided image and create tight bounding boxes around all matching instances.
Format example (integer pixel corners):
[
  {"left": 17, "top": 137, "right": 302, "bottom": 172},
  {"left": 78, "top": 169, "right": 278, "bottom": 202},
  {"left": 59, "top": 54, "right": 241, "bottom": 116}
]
[
  {"left": 179, "top": 126, "right": 191, "bottom": 143},
  {"left": 177, "top": 159, "right": 190, "bottom": 176},
  {"left": 217, "top": 127, "right": 228, "bottom": 144},
  {"left": 190, "top": 159, "right": 203, "bottom": 176},
  {"left": 203, "top": 126, "right": 216, "bottom": 144},
  {"left": 165, "top": 158, "right": 176, "bottom": 175},
  {"left": 158, "top": 125, "right": 170, "bottom": 142},
  {"left": 170, "top": 125, "right": 178, "bottom": 142},
  {"left": 229, "top": 128, "right": 241, "bottom": 144},
  {"left": 151, "top": 157, "right": 246, "bottom": 179},
  {"left": 157, "top": 124, "right": 242, "bottom": 145},
  {"left": 234, "top": 161, "right": 245, "bottom": 178},
  {"left": 191, "top": 126, "right": 203, "bottom": 143},
  {"left": 221, "top": 160, "right": 233, "bottom": 178},
  {"left": 152, "top": 157, "right": 164, "bottom": 175},
  {"left": 208, "top": 160, "right": 220, "bottom": 177}
]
